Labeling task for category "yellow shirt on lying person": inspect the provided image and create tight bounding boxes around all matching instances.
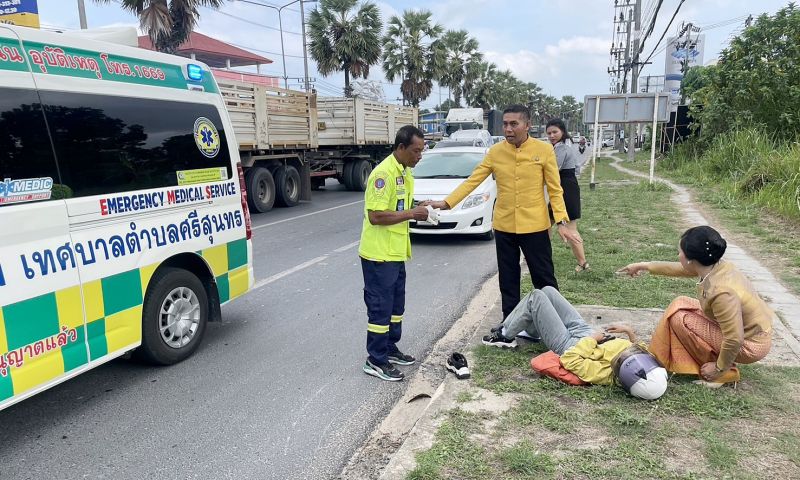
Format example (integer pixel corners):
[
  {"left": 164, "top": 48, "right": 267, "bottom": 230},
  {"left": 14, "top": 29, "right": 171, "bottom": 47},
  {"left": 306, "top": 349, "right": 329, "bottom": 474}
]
[{"left": 559, "top": 337, "right": 632, "bottom": 385}]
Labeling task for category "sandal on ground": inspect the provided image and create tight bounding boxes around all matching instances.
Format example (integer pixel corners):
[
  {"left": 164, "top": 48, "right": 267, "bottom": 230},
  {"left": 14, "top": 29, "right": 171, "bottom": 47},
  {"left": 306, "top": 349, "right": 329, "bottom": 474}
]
[{"left": 575, "top": 262, "right": 590, "bottom": 273}]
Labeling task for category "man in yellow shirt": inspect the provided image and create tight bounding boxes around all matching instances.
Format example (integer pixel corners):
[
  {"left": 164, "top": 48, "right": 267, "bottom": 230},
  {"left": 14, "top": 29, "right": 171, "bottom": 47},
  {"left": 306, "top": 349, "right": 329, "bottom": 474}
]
[
  {"left": 428, "top": 104, "right": 582, "bottom": 321},
  {"left": 359, "top": 125, "right": 430, "bottom": 382}
]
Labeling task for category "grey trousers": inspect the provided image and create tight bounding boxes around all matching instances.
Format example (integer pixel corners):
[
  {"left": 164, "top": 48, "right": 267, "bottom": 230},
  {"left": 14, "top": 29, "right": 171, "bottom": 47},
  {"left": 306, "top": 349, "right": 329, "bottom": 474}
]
[{"left": 503, "top": 286, "right": 594, "bottom": 355}]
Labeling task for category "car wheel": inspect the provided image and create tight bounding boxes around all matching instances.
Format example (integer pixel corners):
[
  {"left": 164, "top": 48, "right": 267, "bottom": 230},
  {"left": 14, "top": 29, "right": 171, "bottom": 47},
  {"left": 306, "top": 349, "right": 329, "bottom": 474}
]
[
  {"left": 274, "top": 165, "right": 301, "bottom": 207},
  {"left": 245, "top": 167, "right": 276, "bottom": 213},
  {"left": 137, "top": 267, "right": 208, "bottom": 365}
]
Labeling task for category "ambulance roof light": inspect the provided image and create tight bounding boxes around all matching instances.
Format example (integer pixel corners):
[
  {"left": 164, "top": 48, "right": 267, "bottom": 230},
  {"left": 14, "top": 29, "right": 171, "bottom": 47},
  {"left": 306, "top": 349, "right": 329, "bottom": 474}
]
[{"left": 187, "top": 64, "right": 203, "bottom": 82}]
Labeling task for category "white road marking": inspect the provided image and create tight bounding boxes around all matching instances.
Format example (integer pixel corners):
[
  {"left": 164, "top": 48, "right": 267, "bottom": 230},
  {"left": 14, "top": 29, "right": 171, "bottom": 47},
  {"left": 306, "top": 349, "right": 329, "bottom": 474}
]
[
  {"left": 251, "top": 200, "right": 364, "bottom": 231},
  {"left": 251, "top": 255, "right": 329, "bottom": 291},
  {"left": 249, "top": 238, "right": 361, "bottom": 291},
  {"left": 333, "top": 240, "right": 360, "bottom": 253}
]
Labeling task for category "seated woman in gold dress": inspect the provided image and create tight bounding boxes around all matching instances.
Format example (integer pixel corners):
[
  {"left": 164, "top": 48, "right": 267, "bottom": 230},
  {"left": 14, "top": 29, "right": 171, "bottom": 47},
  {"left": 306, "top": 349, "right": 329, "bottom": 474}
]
[{"left": 618, "top": 226, "right": 774, "bottom": 387}]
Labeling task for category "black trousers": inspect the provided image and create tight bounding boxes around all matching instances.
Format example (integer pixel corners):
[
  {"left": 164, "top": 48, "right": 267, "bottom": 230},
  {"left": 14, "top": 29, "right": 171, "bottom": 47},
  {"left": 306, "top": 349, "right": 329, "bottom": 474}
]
[{"left": 494, "top": 229, "right": 559, "bottom": 319}]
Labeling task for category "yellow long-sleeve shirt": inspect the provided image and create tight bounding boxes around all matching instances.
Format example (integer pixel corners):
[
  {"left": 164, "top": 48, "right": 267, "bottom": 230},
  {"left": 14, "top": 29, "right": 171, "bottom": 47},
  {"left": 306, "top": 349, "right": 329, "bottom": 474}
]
[
  {"left": 648, "top": 260, "right": 774, "bottom": 371},
  {"left": 559, "top": 337, "right": 632, "bottom": 385},
  {"left": 444, "top": 137, "right": 569, "bottom": 234}
]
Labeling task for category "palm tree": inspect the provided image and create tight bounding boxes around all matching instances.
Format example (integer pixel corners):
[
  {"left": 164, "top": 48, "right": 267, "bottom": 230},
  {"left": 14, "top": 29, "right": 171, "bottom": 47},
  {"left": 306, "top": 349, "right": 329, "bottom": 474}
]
[
  {"left": 440, "top": 29, "right": 482, "bottom": 107},
  {"left": 382, "top": 10, "right": 446, "bottom": 107},
  {"left": 466, "top": 61, "right": 497, "bottom": 110},
  {"left": 308, "top": 0, "right": 382, "bottom": 97},
  {"left": 95, "top": 0, "right": 222, "bottom": 54}
]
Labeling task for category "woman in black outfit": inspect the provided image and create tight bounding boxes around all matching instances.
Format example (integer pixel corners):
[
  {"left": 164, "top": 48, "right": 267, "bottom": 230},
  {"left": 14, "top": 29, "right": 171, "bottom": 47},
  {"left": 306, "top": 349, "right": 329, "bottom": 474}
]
[{"left": 546, "top": 118, "right": 589, "bottom": 272}]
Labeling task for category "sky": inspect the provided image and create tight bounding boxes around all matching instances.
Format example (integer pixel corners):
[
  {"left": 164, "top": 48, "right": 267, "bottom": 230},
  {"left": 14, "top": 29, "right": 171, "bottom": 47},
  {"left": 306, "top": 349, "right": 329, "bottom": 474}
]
[{"left": 32, "top": 0, "right": 793, "bottom": 109}]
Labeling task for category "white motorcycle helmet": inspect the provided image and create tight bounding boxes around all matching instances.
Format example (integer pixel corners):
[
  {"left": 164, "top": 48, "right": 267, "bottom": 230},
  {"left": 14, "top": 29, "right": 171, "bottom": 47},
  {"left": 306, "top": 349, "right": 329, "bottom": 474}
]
[{"left": 612, "top": 345, "right": 669, "bottom": 400}]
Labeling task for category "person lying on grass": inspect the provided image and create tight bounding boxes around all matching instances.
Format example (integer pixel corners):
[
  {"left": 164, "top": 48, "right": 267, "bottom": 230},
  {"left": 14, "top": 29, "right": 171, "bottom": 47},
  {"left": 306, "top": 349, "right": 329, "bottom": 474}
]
[
  {"left": 618, "top": 225, "right": 774, "bottom": 388},
  {"left": 483, "top": 286, "right": 668, "bottom": 400}
]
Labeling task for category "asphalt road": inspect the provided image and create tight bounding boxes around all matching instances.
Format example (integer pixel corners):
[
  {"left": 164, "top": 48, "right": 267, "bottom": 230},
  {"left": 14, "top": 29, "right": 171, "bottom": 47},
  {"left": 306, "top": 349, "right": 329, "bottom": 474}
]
[{"left": 0, "top": 180, "right": 499, "bottom": 479}]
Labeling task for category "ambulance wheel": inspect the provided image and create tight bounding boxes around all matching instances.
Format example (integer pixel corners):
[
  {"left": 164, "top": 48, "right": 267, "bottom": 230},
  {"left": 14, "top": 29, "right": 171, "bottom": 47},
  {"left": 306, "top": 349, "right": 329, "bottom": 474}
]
[
  {"left": 137, "top": 267, "right": 209, "bottom": 365},
  {"left": 274, "top": 165, "right": 301, "bottom": 207},
  {"left": 342, "top": 161, "right": 356, "bottom": 190},
  {"left": 349, "top": 159, "right": 372, "bottom": 191},
  {"left": 245, "top": 167, "right": 275, "bottom": 213}
]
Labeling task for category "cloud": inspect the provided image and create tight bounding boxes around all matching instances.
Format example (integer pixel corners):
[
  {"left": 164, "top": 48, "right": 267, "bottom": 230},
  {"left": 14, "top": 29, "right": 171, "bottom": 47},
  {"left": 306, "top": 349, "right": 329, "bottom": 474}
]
[{"left": 486, "top": 35, "right": 608, "bottom": 82}]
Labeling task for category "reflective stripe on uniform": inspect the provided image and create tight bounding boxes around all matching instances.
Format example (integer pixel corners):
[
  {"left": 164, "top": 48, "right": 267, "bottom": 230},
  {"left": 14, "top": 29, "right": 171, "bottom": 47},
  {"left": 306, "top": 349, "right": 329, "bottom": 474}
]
[
  {"left": 367, "top": 323, "right": 390, "bottom": 334},
  {"left": 390, "top": 315, "right": 403, "bottom": 323}
]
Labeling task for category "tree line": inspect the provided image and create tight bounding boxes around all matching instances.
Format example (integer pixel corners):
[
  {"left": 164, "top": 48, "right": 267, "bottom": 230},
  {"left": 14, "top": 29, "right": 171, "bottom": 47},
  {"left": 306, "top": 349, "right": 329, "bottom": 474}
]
[{"left": 99, "top": 0, "right": 584, "bottom": 130}]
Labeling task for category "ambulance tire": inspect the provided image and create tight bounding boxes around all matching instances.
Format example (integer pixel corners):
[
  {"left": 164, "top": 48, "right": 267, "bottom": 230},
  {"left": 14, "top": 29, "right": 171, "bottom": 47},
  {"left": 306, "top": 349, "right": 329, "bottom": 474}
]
[
  {"left": 274, "top": 165, "right": 301, "bottom": 207},
  {"left": 342, "top": 162, "right": 356, "bottom": 190},
  {"left": 137, "top": 267, "right": 209, "bottom": 365},
  {"left": 349, "top": 159, "right": 372, "bottom": 191},
  {"left": 245, "top": 167, "right": 275, "bottom": 213}
]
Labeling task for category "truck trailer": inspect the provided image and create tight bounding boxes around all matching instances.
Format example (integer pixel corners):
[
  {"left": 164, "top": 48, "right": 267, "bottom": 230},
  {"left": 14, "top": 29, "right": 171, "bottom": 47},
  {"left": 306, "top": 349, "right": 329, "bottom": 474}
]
[{"left": 218, "top": 79, "right": 418, "bottom": 214}]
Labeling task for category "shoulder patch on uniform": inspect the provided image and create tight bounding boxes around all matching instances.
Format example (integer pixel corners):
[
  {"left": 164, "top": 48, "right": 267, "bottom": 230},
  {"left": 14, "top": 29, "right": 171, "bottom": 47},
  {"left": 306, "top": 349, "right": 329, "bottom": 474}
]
[{"left": 372, "top": 173, "right": 388, "bottom": 196}]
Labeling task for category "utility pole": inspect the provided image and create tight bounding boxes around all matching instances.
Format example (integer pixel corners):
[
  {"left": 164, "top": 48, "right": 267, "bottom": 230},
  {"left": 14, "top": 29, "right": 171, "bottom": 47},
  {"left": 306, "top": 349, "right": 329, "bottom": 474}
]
[
  {"left": 77, "top": 0, "right": 88, "bottom": 29},
  {"left": 627, "top": 0, "right": 641, "bottom": 162},
  {"left": 299, "top": 0, "right": 310, "bottom": 92}
]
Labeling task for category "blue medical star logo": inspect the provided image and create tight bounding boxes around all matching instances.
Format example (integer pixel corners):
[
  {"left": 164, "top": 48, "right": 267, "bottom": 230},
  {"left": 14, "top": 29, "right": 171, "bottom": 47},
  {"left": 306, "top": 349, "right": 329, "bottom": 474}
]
[{"left": 201, "top": 127, "right": 214, "bottom": 146}]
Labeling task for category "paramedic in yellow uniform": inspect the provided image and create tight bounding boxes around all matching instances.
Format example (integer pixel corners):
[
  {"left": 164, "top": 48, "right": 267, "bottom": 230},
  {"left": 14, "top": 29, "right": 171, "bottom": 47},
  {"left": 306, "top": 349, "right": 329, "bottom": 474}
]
[{"left": 360, "top": 125, "right": 430, "bottom": 382}]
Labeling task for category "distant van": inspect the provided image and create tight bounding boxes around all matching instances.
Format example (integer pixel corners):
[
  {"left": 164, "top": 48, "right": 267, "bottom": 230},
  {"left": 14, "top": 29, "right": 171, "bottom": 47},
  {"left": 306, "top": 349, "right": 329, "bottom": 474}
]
[{"left": 0, "top": 25, "right": 254, "bottom": 411}]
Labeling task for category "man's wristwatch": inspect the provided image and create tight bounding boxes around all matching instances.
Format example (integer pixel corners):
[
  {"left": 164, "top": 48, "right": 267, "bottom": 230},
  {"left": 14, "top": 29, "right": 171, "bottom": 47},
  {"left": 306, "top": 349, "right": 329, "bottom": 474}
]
[{"left": 556, "top": 220, "right": 569, "bottom": 226}]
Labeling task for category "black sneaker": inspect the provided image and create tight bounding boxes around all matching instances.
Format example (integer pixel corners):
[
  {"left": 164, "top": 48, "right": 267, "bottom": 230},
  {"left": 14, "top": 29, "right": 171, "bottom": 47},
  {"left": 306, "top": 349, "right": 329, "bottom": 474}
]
[
  {"left": 482, "top": 330, "right": 517, "bottom": 348},
  {"left": 363, "top": 360, "right": 404, "bottom": 381},
  {"left": 388, "top": 351, "right": 416, "bottom": 366},
  {"left": 446, "top": 352, "right": 470, "bottom": 380}
]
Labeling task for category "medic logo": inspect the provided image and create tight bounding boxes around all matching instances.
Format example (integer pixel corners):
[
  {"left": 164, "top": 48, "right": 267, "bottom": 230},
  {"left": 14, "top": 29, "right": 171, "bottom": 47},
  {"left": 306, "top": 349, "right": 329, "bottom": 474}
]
[
  {"left": 0, "top": 176, "right": 53, "bottom": 205},
  {"left": 193, "top": 117, "right": 221, "bottom": 158}
]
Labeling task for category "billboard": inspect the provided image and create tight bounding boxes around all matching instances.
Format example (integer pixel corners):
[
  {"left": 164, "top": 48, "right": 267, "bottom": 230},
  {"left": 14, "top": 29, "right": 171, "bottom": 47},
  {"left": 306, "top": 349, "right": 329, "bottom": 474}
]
[
  {"left": 0, "top": 0, "right": 39, "bottom": 29},
  {"left": 664, "top": 33, "right": 705, "bottom": 111}
]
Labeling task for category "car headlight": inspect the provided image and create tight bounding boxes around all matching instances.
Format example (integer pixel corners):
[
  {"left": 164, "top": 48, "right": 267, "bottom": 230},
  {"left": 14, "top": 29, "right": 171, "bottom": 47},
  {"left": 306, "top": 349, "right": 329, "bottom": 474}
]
[{"left": 461, "top": 193, "right": 490, "bottom": 209}]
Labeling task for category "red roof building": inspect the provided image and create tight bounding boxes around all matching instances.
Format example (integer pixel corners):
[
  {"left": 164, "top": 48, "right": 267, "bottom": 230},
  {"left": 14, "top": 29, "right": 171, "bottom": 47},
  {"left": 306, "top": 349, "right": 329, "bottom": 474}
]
[{"left": 138, "top": 31, "right": 279, "bottom": 86}]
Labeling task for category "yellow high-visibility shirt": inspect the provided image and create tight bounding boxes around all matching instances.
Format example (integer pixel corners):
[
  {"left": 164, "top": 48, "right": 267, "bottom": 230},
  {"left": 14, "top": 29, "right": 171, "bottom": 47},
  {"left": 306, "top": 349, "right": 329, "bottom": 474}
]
[
  {"left": 444, "top": 137, "right": 568, "bottom": 234},
  {"left": 559, "top": 337, "right": 632, "bottom": 385},
  {"left": 358, "top": 154, "right": 414, "bottom": 262}
]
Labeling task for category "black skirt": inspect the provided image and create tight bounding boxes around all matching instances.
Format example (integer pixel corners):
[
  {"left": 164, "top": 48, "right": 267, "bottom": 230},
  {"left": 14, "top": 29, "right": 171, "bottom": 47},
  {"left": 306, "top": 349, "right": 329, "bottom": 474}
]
[{"left": 559, "top": 168, "right": 581, "bottom": 220}]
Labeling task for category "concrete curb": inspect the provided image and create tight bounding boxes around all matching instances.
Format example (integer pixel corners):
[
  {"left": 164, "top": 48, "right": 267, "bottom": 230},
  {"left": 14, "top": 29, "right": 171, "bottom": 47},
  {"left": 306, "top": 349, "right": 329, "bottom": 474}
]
[{"left": 337, "top": 273, "right": 501, "bottom": 480}]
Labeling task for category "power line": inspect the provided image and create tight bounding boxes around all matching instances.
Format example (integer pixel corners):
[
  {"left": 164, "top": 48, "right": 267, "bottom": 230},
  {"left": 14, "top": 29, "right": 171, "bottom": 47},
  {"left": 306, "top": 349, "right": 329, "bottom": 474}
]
[
  {"left": 234, "top": 0, "right": 301, "bottom": 14},
  {"left": 642, "top": 0, "right": 686, "bottom": 66},
  {"left": 210, "top": 8, "right": 302, "bottom": 35},
  {"left": 226, "top": 40, "right": 306, "bottom": 59}
]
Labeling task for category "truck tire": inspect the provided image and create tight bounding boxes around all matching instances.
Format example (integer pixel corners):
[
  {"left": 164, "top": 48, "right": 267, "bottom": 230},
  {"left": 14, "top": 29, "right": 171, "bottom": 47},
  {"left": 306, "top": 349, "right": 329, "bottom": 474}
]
[
  {"left": 274, "top": 165, "right": 301, "bottom": 207},
  {"left": 245, "top": 167, "right": 276, "bottom": 213},
  {"left": 136, "top": 267, "right": 209, "bottom": 365},
  {"left": 342, "top": 161, "right": 356, "bottom": 190},
  {"left": 348, "top": 159, "right": 372, "bottom": 191}
]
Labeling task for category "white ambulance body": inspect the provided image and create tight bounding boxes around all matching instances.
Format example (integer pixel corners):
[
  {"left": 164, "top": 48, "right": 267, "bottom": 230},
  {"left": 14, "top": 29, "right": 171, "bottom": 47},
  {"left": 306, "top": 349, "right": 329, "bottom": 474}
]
[{"left": 0, "top": 25, "right": 254, "bottom": 411}]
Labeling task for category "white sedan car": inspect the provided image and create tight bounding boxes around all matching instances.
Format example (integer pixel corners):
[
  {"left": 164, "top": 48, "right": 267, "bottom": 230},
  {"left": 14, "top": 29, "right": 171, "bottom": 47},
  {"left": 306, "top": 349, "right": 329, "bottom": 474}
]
[{"left": 410, "top": 146, "right": 496, "bottom": 240}]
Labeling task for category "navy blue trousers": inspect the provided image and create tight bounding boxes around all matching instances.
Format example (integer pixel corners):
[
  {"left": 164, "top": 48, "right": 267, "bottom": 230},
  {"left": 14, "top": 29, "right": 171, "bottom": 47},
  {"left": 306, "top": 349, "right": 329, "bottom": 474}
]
[{"left": 361, "top": 258, "right": 405, "bottom": 366}]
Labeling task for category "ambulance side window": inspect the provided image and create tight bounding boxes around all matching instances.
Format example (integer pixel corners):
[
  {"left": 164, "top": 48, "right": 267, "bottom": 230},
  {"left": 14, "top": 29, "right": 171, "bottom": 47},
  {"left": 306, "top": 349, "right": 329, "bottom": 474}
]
[
  {"left": 39, "top": 91, "right": 232, "bottom": 198},
  {"left": 0, "top": 87, "right": 61, "bottom": 206}
]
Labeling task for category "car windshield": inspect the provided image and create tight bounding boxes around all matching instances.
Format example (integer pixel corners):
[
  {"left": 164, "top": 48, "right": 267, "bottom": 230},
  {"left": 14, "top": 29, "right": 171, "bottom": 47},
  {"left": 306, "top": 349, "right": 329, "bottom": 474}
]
[{"left": 413, "top": 152, "right": 483, "bottom": 178}]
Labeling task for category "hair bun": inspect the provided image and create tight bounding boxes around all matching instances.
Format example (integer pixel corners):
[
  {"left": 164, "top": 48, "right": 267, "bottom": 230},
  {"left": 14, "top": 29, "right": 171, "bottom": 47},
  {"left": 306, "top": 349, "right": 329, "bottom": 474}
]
[{"left": 680, "top": 226, "right": 726, "bottom": 266}]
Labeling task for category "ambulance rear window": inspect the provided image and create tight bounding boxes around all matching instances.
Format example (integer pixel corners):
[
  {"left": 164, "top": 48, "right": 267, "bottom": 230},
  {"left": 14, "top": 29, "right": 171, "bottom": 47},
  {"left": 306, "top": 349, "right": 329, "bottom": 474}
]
[{"left": 40, "top": 91, "right": 232, "bottom": 198}]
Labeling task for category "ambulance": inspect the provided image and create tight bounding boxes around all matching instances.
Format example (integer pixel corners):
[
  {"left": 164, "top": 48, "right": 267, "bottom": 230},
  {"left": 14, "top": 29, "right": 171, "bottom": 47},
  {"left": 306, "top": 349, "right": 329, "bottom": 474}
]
[{"left": 0, "top": 25, "right": 254, "bottom": 411}]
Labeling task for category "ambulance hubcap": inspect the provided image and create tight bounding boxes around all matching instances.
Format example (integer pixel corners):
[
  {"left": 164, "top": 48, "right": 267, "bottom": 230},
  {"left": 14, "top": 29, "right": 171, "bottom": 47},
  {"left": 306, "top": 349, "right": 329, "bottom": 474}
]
[{"left": 159, "top": 287, "right": 200, "bottom": 348}]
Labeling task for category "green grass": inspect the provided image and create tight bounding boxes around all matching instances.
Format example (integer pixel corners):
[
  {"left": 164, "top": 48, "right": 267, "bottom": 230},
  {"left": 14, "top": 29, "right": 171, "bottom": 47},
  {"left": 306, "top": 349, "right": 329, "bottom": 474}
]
[
  {"left": 776, "top": 432, "right": 800, "bottom": 466},
  {"left": 496, "top": 441, "right": 556, "bottom": 479},
  {"left": 617, "top": 144, "right": 800, "bottom": 297},
  {"left": 455, "top": 390, "right": 482, "bottom": 403},
  {"left": 537, "top": 159, "right": 696, "bottom": 308},
  {"left": 407, "top": 148, "right": 800, "bottom": 479},
  {"left": 693, "top": 421, "right": 740, "bottom": 472}
]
